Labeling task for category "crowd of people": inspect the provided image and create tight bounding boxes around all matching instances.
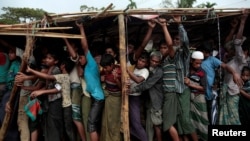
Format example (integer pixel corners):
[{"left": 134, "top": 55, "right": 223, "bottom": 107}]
[{"left": 0, "top": 9, "right": 249, "bottom": 141}]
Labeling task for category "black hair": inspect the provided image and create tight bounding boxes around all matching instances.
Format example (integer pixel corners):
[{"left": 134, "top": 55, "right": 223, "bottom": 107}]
[
  {"left": 128, "top": 39, "right": 137, "bottom": 48},
  {"left": 197, "top": 41, "right": 213, "bottom": 53},
  {"left": 139, "top": 51, "right": 150, "bottom": 62},
  {"left": 61, "top": 58, "right": 75, "bottom": 73},
  {"left": 77, "top": 48, "right": 85, "bottom": 56},
  {"left": 46, "top": 49, "right": 60, "bottom": 64},
  {"left": 100, "top": 53, "right": 115, "bottom": 67},
  {"left": 242, "top": 38, "right": 250, "bottom": 53},
  {"left": 241, "top": 66, "right": 250, "bottom": 74},
  {"left": 159, "top": 39, "right": 166, "bottom": 47},
  {"left": 104, "top": 43, "right": 120, "bottom": 62}
]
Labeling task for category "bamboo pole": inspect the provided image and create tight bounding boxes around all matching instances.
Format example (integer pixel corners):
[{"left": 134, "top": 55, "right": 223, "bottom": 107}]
[
  {"left": 0, "top": 36, "right": 35, "bottom": 141},
  {"left": 48, "top": 8, "right": 249, "bottom": 18},
  {"left": 0, "top": 27, "right": 73, "bottom": 31},
  {"left": 0, "top": 31, "right": 83, "bottom": 39},
  {"left": 118, "top": 14, "right": 130, "bottom": 141},
  {"left": 94, "top": 3, "right": 113, "bottom": 18}
]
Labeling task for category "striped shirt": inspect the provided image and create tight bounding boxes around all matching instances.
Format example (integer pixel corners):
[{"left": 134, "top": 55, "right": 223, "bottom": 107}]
[
  {"left": 162, "top": 57, "right": 176, "bottom": 93},
  {"left": 174, "top": 24, "right": 190, "bottom": 94}
]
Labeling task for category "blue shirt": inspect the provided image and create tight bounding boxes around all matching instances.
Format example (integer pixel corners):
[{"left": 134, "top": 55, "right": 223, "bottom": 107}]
[
  {"left": 201, "top": 56, "right": 222, "bottom": 100},
  {"left": 7, "top": 59, "right": 21, "bottom": 90},
  {"left": 84, "top": 51, "right": 104, "bottom": 100},
  {"left": 0, "top": 53, "right": 10, "bottom": 83}
]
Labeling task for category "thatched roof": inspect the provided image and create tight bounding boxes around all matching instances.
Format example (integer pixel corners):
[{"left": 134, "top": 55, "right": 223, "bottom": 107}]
[{"left": 0, "top": 8, "right": 249, "bottom": 50}]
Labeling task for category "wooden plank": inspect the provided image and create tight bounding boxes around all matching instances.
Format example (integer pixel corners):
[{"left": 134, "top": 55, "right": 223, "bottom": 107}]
[
  {"left": 0, "top": 31, "right": 83, "bottom": 39},
  {"left": 0, "top": 27, "right": 73, "bottom": 31},
  {"left": 118, "top": 14, "right": 130, "bottom": 141},
  {"left": 0, "top": 36, "right": 34, "bottom": 141}
]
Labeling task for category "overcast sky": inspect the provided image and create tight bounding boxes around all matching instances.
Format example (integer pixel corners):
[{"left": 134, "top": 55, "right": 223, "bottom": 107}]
[{"left": 0, "top": 0, "right": 249, "bottom": 14}]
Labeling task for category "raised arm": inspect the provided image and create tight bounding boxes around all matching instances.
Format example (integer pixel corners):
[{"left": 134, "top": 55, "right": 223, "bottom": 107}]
[
  {"left": 156, "top": 18, "right": 174, "bottom": 58},
  {"left": 224, "top": 17, "right": 239, "bottom": 43},
  {"left": 234, "top": 10, "right": 248, "bottom": 61},
  {"left": 235, "top": 10, "right": 248, "bottom": 40},
  {"left": 174, "top": 16, "right": 189, "bottom": 50},
  {"left": 76, "top": 22, "right": 89, "bottom": 55},
  {"left": 26, "top": 66, "right": 55, "bottom": 80},
  {"left": 63, "top": 38, "right": 78, "bottom": 60},
  {"left": 134, "top": 20, "right": 156, "bottom": 61}
]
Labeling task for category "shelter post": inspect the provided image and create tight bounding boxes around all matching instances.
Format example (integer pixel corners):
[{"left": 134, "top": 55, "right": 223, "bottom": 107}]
[{"left": 118, "top": 14, "right": 130, "bottom": 141}]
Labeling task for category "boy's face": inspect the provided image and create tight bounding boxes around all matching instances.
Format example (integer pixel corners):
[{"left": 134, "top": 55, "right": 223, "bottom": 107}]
[
  {"left": 79, "top": 55, "right": 86, "bottom": 66},
  {"left": 241, "top": 70, "right": 250, "bottom": 82},
  {"left": 8, "top": 50, "right": 17, "bottom": 61},
  {"left": 191, "top": 59, "right": 202, "bottom": 70},
  {"left": 159, "top": 44, "right": 169, "bottom": 58},
  {"left": 102, "top": 65, "right": 113, "bottom": 74},
  {"left": 136, "top": 58, "right": 148, "bottom": 69},
  {"left": 45, "top": 54, "right": 58, "bottom": 67}
]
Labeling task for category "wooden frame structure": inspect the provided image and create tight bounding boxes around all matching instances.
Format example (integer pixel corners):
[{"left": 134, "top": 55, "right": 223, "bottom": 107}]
[{"left": 0, "top": 6, "right": 249, "bottom": 141}]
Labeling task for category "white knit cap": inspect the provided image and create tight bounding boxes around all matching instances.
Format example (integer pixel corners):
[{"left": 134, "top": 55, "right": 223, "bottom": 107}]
[{"left": 191, "top": 51, "right": 204, "bottom": 59}]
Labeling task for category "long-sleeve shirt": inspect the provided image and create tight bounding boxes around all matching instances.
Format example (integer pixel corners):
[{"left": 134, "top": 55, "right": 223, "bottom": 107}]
[
  {"left": 224, "top": 39, "right": 249, "bottom": 95},
  {"left": 131, "top": 66, "right": 163, "bottom": 110},
  {"left": 175, "top": 24, "right": 190, "bottom": 94}
]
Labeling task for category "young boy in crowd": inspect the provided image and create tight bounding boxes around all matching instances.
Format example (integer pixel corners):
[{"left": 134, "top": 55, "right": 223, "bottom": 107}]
[
  {"left": 127, "top": 52, "right": 150, "bottom": 141},
  {"left": 27, "top": 57, "right": 76, "bottom": 141},
  {"left": 239, "top": 66, "right": 250, "bottom": 126},
  {"left": 28, "top": 50, "right": 64, "bottom": 141},
  {"left": 99, "top": 53, "right": 122, "bottom": 141},
  {"left": 76, "top": 22, "right": 105, "bottom": 141}
]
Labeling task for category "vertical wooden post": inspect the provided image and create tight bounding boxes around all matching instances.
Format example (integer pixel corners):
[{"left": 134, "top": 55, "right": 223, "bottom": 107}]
[
  {"left": 118, "top": 14, "right": 130, "bottom": 141},
  {"left": 0, "top": 36, "right": 35, "bottom": 141}
]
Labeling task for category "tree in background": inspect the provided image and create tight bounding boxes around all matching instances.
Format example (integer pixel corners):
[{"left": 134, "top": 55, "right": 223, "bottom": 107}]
[
  {"left": 0, "top": 7, "right": 46, "bottom": 24},
  {"left": 127, "top": 0, "right": 137, "bottom": 9},
  {"left": 196, "top": 2, "right": 217, "bottom": 8},
  {"left": 162, "top": 0, "right": 201, "bottom": 8},
  {"left": 177, "top": 0, "right": 197, "bottom": 8},
  {"left": 80, "top": 5, "right": 115, "bottom": 12}
]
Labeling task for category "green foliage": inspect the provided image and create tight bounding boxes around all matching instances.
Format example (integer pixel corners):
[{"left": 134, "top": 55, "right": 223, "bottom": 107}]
[
  {"left": 161, "top": 0, "right": 197, "bottom": 8},
  {"left": 127, "top": 0, "right": 137, "bottom": 9},
  {"left": 0, "top": 7, "right": 46, "bottom": 24},
  {"left": 196, "top": 2, "right": 217, "bottom": 8},
  {"left": 80, "top": 5, "right": 115, "bottom": 12},
  {"left": 177, "top": 0, "right": 197, "bottom": 8}
]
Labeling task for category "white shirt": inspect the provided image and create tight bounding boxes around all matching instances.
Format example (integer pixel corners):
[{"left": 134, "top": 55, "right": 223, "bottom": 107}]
[{"left": 130, "top": 68, "right": 149, "bottom": 96}]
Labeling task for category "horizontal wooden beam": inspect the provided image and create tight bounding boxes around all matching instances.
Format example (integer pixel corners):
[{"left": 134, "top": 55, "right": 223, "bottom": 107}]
[
  {"left": 0, "top": 31, "right": 83, "bottom": 39},
  {"left": 0, "top": 27, "right": 73, "bottom": 31}
]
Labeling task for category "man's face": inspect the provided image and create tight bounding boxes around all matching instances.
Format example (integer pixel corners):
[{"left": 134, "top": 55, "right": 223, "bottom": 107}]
[
  {"left": 173, "top": 35, "right": 180, "bottom": 47},
  {"left": 150, "top": 56, "right": 161, "bottom": 68}
]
